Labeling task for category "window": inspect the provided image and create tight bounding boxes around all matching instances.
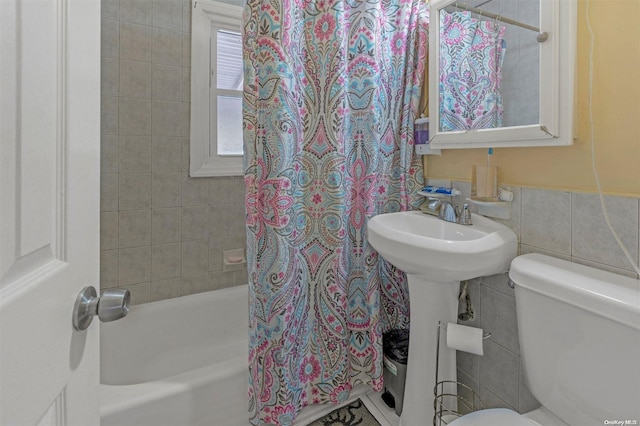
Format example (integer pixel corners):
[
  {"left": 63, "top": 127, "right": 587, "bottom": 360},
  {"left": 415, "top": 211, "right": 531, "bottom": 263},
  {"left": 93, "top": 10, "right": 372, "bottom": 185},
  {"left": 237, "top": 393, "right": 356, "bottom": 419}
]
[{"left": 190, "top": 0, "right": 243, "bottom": 177}]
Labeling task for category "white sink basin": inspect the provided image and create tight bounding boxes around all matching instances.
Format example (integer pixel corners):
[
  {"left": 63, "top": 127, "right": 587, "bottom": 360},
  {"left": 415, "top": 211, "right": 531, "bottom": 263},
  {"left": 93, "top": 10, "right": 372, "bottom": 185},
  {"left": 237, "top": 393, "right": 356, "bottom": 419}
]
[
  {"left": 367, "top": 210, "right": 517, "bottom": 425},
  {"left": 368, "top": 211, "right": 517, "bottom": 282}
]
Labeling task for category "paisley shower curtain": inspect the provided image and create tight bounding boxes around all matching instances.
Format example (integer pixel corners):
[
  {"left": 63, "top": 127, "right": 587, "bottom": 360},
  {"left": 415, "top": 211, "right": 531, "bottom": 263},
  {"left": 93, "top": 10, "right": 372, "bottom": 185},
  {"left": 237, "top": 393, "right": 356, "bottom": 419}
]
[
  {"left": 439, "top": 10, "right": 506, "bottom": 131},
  {"left": 242, "top": 0, "right": 428, "bottom": 423}
]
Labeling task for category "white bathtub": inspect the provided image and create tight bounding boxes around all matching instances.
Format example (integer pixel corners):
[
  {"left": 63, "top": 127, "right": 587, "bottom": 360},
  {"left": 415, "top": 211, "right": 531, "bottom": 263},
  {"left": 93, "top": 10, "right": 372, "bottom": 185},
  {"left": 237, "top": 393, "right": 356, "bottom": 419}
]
[{"left": 100, "top": 285, "right": 250, "bottom": 426}]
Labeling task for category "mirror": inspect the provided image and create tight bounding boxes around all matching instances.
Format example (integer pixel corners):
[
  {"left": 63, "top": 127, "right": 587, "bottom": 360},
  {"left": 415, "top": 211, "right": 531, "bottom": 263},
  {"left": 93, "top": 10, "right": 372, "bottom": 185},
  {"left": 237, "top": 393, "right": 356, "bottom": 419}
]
[{"left": 428, "top": 0, "right": 576, "bottom": 149}]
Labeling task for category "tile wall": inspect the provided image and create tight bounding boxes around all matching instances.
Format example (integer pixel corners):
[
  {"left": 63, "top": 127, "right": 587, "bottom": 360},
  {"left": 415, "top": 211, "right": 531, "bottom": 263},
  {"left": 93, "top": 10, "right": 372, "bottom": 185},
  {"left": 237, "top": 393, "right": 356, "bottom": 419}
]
[
  {"left": 429, "top": 178, "right": 640, "bottom": 413},
  {"left": 100, "top": 0, "right": 247, "bottom": 305}
]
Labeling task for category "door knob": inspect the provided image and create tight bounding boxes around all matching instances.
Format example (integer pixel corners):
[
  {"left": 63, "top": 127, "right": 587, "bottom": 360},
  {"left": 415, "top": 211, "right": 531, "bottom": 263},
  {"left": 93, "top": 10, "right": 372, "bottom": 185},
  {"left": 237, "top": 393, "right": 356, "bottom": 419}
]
[{"left": 72, "top": 286, "right": 130, "bottom": 331}]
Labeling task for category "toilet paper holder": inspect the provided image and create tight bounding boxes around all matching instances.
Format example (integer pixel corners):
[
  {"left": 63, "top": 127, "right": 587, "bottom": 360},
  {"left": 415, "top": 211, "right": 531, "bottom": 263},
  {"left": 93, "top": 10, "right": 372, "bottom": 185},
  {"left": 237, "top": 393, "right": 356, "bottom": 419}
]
[{"left": 433, "top": 322, "right": 492, "bottom": 426}]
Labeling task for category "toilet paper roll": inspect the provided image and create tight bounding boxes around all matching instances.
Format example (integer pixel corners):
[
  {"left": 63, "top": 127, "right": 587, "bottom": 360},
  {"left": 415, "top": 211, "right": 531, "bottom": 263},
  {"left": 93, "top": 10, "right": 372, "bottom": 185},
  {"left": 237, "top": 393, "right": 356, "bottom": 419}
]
[{"left": 446, "top": 323, "right": 484, "bottom": 356}]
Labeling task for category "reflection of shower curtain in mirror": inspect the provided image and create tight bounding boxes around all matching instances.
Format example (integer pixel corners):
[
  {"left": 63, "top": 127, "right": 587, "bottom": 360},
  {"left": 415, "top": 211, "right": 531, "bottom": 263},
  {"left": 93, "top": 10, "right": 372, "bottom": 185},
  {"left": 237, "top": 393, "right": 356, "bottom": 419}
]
[{"left": 439, "top": 10, "right": 506, "bottom": 131}]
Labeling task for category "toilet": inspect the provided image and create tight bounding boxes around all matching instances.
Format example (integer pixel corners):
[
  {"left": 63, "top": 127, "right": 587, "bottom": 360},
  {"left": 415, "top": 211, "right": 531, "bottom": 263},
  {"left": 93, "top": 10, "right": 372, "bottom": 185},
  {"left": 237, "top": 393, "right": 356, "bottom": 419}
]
[{"left": 449, "top": 253, "right": 640, "bottom": 426}]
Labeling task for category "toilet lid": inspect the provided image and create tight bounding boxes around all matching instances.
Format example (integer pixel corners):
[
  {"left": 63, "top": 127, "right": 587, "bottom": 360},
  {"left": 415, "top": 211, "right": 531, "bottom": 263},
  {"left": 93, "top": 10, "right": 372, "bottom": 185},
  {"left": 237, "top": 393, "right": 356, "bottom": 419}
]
[{"left": 447, "top": 408, "right": 542, "bottom": 426}]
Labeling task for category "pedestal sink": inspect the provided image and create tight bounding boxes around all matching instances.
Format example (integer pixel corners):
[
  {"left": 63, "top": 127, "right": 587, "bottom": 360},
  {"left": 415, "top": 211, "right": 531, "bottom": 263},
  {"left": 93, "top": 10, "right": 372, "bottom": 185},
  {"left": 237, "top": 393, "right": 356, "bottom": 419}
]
[{"left": 367, "top": 211, "right": 517, "bottom": 426}]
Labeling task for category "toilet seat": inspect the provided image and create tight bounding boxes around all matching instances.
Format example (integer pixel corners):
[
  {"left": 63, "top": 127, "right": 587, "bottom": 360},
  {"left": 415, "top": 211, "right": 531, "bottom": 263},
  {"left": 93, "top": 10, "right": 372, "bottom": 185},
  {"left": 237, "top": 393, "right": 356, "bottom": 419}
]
[{"left": 447, "top": 408, "right": 542, "bottom": 426}]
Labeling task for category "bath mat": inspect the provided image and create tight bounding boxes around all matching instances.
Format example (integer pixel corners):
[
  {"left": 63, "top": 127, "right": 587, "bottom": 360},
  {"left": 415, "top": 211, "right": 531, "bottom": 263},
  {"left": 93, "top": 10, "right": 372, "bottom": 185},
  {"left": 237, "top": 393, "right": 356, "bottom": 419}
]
[{"left": 309, "top": 399, "right": 381, "bottom": 426}]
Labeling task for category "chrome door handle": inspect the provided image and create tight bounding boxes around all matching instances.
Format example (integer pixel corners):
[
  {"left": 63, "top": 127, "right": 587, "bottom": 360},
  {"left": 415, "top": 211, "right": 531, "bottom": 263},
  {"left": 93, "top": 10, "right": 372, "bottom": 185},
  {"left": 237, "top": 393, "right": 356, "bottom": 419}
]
[{"left": 72, "top": 286, "right": 130, "bottom": 331}]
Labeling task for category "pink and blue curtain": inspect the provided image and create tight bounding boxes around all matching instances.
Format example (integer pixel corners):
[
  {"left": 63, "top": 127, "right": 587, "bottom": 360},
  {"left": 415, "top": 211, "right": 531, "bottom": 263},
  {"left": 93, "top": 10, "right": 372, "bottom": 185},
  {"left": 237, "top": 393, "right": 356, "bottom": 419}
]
[
  {"left": 439, "top": 10, "right": 506, "bottom": 131},
  {"left": 242, "top": 0, "right": 428, "bottom": 423}
]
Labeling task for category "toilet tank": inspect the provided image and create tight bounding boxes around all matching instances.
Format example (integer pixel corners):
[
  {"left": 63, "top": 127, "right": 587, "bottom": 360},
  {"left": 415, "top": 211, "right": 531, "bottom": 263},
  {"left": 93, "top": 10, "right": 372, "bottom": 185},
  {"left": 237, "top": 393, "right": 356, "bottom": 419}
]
[{"left": 510, "top": 254, "right": 640, "bottom": 426}]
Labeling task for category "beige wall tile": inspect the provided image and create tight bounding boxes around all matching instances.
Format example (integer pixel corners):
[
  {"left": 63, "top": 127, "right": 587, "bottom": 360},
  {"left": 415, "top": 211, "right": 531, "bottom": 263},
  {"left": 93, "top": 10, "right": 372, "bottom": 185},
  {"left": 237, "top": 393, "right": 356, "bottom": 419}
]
[
  {"left": 181, "top": 101, "right": 190, "bottom": 137},
  {"left": 151, "top": 207, "right": 182, "bottom": 243},
  {"left": 119, "top": 60, "right": 152, "bottom": 99},
  {"left": 101, "top": 173, "right": 119, "bottom": 212},
  {"left": 119, "top": 209, "right": 151, "bottom": 248},
  {"left": 181, "top": 138, "right": 190, "bottom": 172},
  {"left": 181, "top": 239, "right": 208, "bottom": 276},
  {"left": 151, "top": 242, "right": 181, "bottom": 279},
  {"left": 151, "top": 172, "right": 182, "bottom": 207},
  {"left": 101, "top": 19, "right": 119, "bottom": 59},
  {"left": 152, "top": 100, "right": 182, "bottom": 136},
  {"left": 153, "top": 0, "right": 183, "bottom": 31},
  {"left": 119, "top": 0, "right": 152, "bottom": 25},
  {"left": 119, "top": 172, "right": 152, "bottom": 209},
  {"left": 152, "top": 64, "right": 182, "bottom": 101},
  {"left": 119, "top": 97, "right": 151, "bottom": 135},
  {"left": 233, "top": 268, "right": 248, "bottom": 285},
  {"left": 120, "top": 22, "right": 152, "bottom": 62},
  {"left": 101, "top": 211, "right": 119, "bottom": 250},
  {"left": 182, "top": 32, "right": 190, "bottom": 67},
  {"left": 182, "top": 205, "right": 209, "bottom": 240},
  {"left": 152, "top": 137, "right": 182, "bottom": 171},
  {"left": 119, "top": 246, "right": 151, "bottom": 285},
  {"left": 152, "top": 27, "right": 182, "bottom": 65},
  {"left": 209, "top": 234, "right": 246, "bottom": 272}
]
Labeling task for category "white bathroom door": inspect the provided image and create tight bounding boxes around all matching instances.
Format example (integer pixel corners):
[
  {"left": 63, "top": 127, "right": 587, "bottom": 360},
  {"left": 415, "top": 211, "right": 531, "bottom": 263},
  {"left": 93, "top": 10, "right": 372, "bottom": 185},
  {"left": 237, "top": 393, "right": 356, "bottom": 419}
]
[{"left": 0, "top": 0, "right": 101, "bottom": 425}]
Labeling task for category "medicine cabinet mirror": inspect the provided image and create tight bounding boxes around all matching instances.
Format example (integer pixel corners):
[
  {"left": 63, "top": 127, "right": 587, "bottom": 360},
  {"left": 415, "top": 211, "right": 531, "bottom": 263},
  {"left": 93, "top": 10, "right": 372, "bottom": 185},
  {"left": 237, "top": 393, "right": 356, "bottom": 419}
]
[{"left": 428, "top": 0, "right": 576, "bottom": 149}]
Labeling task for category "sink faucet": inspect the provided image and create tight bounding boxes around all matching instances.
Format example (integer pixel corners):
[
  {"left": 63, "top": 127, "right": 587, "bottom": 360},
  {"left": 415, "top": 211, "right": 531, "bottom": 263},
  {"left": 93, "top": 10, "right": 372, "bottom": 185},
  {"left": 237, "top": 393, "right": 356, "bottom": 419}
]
[
  {"left": 438, "top": 201, "right": 473, "bottom": 226},
  {"left": 439, "top": 201, "right": 458, "bottom": 223}
]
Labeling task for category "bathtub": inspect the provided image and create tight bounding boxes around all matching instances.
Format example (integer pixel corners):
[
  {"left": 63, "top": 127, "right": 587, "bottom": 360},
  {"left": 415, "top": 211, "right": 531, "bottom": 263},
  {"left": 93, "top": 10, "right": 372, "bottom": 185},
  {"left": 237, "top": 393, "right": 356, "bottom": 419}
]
[{"left": 100, "top": 285, "right": 249, "bottom": 426}]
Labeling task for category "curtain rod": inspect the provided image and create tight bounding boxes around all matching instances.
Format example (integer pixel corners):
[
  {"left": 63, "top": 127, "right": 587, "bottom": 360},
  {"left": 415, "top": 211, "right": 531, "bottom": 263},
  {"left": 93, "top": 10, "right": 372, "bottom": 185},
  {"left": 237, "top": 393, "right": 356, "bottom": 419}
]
[{"left": 451, "top": 2, "right": 549, "bottom": 42}]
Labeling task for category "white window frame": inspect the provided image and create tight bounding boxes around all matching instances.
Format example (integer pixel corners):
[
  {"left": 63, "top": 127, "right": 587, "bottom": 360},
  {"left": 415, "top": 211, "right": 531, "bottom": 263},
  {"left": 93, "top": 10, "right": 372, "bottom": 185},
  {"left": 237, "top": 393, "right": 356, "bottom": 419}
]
[{"left": 190, "top": 0, "right": 244, "bottom": 177}]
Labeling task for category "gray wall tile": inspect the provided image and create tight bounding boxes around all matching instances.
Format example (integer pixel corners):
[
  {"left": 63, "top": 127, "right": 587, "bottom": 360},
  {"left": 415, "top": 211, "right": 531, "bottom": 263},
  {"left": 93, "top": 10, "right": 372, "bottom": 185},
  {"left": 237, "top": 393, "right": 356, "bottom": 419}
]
[
  {"left": 119, "top": 97, "right": 152, "bottom": 135},
  {"left": 102, "top": 57, "right": 119, "bottom": 97},
  {"left": 209, "top": 270, "right": 235, "bottom": 291},
  {"left": 521, "top": 188, "right": 571, "bottom": 254},
  {"left": 151, "top": 207, "right": 182, "bottom": 243},
  {"left": 571, "top": 193, "right": 639, "bottom": 272},
  {"left": 118, "top": 209, "right": 151, "bottom": 247},
  {"left": 152, "top": 64, "right": 182, "bottom": 101},
  {"left": 101, "top": 96, "right": 119, "bottom": 135},
  {"left": 119, "top": 172, "right": 152, "bottom": 209},
  {"left": 480, "top": 285, "right": 519, "bottom": 354},
  {"left": 150, "top": 277, "right": 181, "bottom": 301},
  {"left": 181, "top": 239, "right": 209, "bottom": 276},
  {"left": 182, "top": 173, "right": 210, "bottom": 206},
  {"left": 101, "top": 173, "right": 119, "bottom": 212},
  {"left": 152, "top": 137, "right": 182, "bottom": 171},
  {"left": 101, "top": 19, "right": 120, "bottom": 59},
  {"left": 151, "top": 242, "right": 181, "bottom": 279},
  {"left": 100, "top": 249, "right": 119, "bottom": 287},
  {"left": 119, "top": 22, "right": 152, "bottom": 62},
  {"left": 119, "top": 60, "right": 152, "bottom": 99},
  {"left": 182, "top": 205, "right": 209, "bottom": 240},
  {"left": 101, "top": 135, "right": 119, "bottom": 173},
  {"left": 120, "top": 281, "right": 151, "bottom": 305},
  {"left": 152, "top": 100, "right": 182, "bottom": 136},
  {"left": 152, "top": 27, "right": 182, "bottom": 65},
  {"left": 119, "top": 0, "right": 152, "bottom": 25},
  {"left": 119, "top": 135, "right": 151, "bottom": 172},
  {"left": 101, "top": 211, "right": 119, "bottom": 250},
  {"left": 102, "top": 0, "right": 119, "bottom": 20},
  {"left": 118, "top": 246, "right": 151, "bottom": 285},
  {"left": 479, "top": 339, "right": 518, "bottom": 408},
  {"left": 181, "top": 273, "right": 210, "bottom": 296},
  {"left": 152, "top": 172, "right": 182, "bottom": 207},
  {"left": 153, "top": 0, "right": 183, "bottom": 31}
]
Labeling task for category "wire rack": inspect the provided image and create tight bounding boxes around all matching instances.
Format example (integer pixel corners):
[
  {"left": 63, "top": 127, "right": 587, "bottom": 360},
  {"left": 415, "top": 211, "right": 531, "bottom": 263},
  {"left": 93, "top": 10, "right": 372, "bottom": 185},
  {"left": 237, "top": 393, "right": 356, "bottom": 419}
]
[{"left": 432, "top": 322, "right": 487, "bottom": 426}]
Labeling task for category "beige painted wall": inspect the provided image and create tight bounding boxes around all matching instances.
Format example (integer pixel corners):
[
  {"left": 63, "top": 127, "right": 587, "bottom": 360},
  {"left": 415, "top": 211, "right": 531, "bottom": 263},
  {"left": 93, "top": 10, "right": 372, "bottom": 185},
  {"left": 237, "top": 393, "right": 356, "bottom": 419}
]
[{"left": 425, "top": 0, "right": 640, "bottom": 197}]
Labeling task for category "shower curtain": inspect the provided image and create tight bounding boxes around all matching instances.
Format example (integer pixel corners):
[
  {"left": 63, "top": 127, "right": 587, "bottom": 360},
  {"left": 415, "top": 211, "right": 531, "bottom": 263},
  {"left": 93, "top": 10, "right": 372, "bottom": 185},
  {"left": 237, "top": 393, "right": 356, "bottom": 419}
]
[
  {"left": 242, "top": 0, "right": 428, "bottom": 423},
  {"left": 439, "top": 10, "right": 506, "bottom": 131}
]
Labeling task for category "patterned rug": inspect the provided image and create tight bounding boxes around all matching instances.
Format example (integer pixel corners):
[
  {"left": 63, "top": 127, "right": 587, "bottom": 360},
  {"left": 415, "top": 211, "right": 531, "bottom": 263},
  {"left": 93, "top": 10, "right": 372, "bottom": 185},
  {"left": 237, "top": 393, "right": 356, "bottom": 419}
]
[{"left": 309, "top": 399, "right": 381, "bottom": 426}]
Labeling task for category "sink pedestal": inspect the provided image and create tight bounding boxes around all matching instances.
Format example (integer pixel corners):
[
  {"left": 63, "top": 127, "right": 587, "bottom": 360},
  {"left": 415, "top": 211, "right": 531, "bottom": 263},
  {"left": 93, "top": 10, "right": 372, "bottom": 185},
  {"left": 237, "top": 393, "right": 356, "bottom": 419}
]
[{"left": 400, "top": 275, "right": 459, "bottom": 426}]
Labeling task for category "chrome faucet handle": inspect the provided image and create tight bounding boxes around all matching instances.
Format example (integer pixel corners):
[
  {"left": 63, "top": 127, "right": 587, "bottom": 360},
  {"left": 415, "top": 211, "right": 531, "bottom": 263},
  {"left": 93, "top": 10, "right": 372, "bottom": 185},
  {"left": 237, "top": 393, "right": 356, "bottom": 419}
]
[
  {"left": 439, "top": 201, "right": 458, "bottom": 223},
  {"left": 458, "top": 203, "right": 473, "bottom": 226}
]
